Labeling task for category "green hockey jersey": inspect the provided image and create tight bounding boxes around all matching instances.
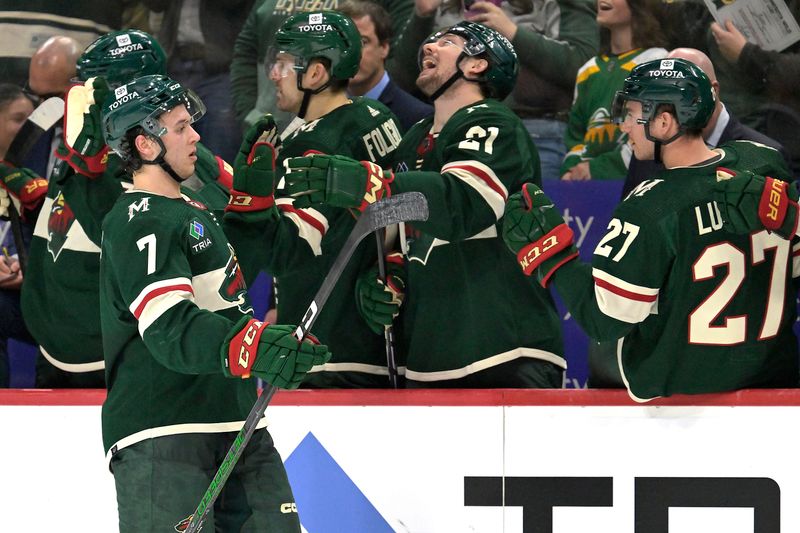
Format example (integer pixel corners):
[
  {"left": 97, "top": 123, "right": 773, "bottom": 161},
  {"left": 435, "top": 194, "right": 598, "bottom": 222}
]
[
  {"left": 21, "top": 144, "right": 231, "bottom": 372},
  {"left": 226, "top": 97, "right": 403, "bottom": 386},
  {"left": 100, "top": 189, "right": 257, "bottom": 456},
  {"left": 555, "top": 144, "right": 799, "bottom": 401},
  {"left": 561, "top": 47, "right": 666, "bottom": 179},
  {"left": 390, "top": 99, "right": 566, "bottom": 381}
]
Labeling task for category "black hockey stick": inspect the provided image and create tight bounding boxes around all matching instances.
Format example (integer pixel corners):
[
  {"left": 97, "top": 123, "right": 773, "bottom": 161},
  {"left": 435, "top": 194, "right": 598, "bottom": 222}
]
[
  {"left": 3, "top": 96, "right": 64, "bottom": 273},
  {"left": 181, "top": 192, "right": 429, "bottom": 533},
  {"left": 375, "top": 229, "right": 400, "bottom": 388}
]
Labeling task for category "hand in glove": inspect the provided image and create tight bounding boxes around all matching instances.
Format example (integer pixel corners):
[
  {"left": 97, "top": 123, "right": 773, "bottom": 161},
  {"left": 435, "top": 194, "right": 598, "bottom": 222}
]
[
  {"left": 0, "top": 162, "right": 47, "bottom": 220},
  {"left": 55, "top": 77, "right": 111, "bottom": 177},
  {"left": 227, "top": 115, "right": 280, "bottom": 213},
  {"left": 284, "top": 154, "right": 393, "bottom": 211},
  {"left": 222, "top": 316, "right": 331, "bottom": 389},
  {"left": 713, "top": 167, "right": 798, "bottom": 239},
  {"left": 355, "top": 253, "right": 405, "bottom": 334},
  {"left": 503, "top": 183, "right": 579, "bottom": 287}
]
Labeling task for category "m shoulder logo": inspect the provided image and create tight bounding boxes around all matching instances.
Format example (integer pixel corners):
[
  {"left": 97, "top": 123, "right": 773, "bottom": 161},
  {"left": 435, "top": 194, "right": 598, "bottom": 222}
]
[{"left": 128, "top": 197, "right": 150, "bottom": 221}]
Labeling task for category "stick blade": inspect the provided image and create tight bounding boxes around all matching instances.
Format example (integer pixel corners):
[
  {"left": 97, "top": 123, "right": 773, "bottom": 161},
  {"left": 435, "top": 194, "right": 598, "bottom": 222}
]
[{"left": 361, "top": 192, "right": 429, "bottom": 233}]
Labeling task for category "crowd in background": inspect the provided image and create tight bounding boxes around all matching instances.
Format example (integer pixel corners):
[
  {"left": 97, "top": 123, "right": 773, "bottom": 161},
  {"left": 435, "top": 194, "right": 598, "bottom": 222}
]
[{"left": 1, "top": 0, "right": 799, "bottom": 392}]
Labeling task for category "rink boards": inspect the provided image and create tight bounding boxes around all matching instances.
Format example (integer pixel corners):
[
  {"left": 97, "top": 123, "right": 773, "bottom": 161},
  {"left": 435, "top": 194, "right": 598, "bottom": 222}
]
[{"left": 0, "top": 388, "right": 797, "bottom": 532}]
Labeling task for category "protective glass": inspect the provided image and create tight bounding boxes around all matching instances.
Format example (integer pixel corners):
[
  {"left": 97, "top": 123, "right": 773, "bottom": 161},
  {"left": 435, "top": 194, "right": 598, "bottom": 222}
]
[
  {"left": 141, "top": 88, "right": 206, "bottom": 138},
  {"left": 611, "top": 92, "right": 648, "bottom": 126},
  {"left": 266, "top": 50, "right": 301, "bottom": 79}
]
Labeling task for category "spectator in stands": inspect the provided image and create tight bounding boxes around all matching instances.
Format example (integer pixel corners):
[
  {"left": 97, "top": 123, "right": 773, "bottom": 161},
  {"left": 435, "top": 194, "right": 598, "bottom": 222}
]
[
  {"left": 621, "top": 47, "right": 790, "bottom": 199},
  {"left": 0, "top": 84, "right": 37, "bottom": 387},
  {"left": 338, "top": 0, "right": 433, "bottom": 132},
  {"left": 0, "top": 3, "right": 122, "bottom": 87},
  {"left": 561, "top": 0, "right": 666, "bottom": 181},
  {"left": 230, "top": 0, "right": 415, "bottom": 133},
  {"left": 24, "top": 36, "right": 81, "bottom": 180},
  {"left": 141, "top": 0, "right": 255, "bottom": 163},
  {"left": 710, "top": 4, "right": 800, "bottom": 176},
  {"left": 393, "top": 0, "right": 598, "bottom": 180}
]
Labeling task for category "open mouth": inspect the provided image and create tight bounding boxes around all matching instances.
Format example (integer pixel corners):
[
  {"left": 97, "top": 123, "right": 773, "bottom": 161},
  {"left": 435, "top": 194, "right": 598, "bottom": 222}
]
[{"left": 421, "top": 56, "right": 437, "bottom": 73}]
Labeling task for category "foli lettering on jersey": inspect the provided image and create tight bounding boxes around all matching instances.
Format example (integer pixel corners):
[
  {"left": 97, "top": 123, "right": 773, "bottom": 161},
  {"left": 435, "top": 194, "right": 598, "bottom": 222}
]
[{"left": 363, "top": 119, "right": 402, "bottom": 161}]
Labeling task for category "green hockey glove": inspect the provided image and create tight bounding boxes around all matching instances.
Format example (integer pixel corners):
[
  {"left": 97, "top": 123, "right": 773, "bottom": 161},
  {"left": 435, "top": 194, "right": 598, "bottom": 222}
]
[
  {"left": 0, "top": 161, "right": 48, "bottom": 220},
  {"left": 222, "top": 317, "right": 331, "bottom": 389},
  {"left": 227, "top": 115, "right": 280, "bottom": 213},
  {"left": 355, "top": 253, "right": 405, "bottom": 334},
  {"left": 284, "top": 154, "right": 394, "bottom": 211},
  {"left": 503, "top": 183, "right": 579, "bottom": 287},
  {"left": 55, "top": 77, "right": 110, "bottom": 177},
  {"left": 714, "top": 167, "right": 798, "bottom": 239}
]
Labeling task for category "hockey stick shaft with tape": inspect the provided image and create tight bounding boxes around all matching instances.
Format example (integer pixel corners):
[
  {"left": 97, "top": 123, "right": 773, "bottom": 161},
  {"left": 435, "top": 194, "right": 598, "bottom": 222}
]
[{"left": 183, "top": 192, "right": 429, "bottom": 533}]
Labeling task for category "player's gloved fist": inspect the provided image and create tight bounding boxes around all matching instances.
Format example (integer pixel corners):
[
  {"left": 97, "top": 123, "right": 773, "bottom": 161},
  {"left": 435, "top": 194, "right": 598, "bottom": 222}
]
[
  {"left": 56, "top": 77, "right": 110, "bottom": 177},
  {"left": 284, "top": 154, "right": 393, "bottom": 211},
  {"left": 714, "top": 167, "right": 798, "bottom": 239},
  {"left": 227, "top": 115, "right": 280, "bottom": 213},
  {"left": 355, "top": 253, "right": 406, "bottom": 334},
  {"left": 503, "top": 183, "right": 579, "bottom": 287},
  {"left": 0, "top": 161, "right": 47, "bottom": 219},
  {"left": 222, "top": 317, "right": 331, "bottom": 389}
]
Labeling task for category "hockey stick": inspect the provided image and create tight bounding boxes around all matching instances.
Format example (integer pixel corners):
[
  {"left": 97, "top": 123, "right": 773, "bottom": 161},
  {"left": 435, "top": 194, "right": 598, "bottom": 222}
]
[
  {"left": 375, "top": 229, "right": 400, "bottom": 388},
  {"left": 3, "top": 96, "right": 64, "bottom": 274},
  {"left": 181, "top": 192, "right": 429, "bottom": 533}
]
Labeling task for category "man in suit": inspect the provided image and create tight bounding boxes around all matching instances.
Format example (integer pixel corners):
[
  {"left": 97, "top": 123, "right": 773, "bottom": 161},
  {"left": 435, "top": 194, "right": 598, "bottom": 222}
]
[
  {"left": 339, "top": 0, "right": 432, "bottom": 132},
  {"left": 621, "top": 47, "right": 790, "bottom": 199}
]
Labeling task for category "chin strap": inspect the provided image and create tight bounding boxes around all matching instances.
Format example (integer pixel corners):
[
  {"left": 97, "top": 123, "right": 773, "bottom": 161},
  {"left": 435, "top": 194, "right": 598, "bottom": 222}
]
[
  {"left": 139, "top": 136, "right": 185, "bottom": 183},
  {"left": 644, "top": 122, "right": 684, "bottom": 164},
  {"left": 296, "top": 72, "right": 332, "bottom": 119},
  {"left": 428, "top": 53, "right": 483, "bottom": 102}
]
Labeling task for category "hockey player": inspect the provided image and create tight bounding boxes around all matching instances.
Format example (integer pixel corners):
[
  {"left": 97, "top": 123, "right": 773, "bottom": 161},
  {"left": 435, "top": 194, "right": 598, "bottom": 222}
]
[
  {"left": 284, "top": 21, "right": 566, "bottom": 387},
  {"left": 225, "top": 11, "right": 404, "bottom": 387},
  {"left": 502, "top": 58, "right": 799, "bottom": 401},
  {"left": 99, "top": 74, "right": 328, "bottom": 532},
  {"left": 20, "top": 29, "right": 234, "bottom": 387}
]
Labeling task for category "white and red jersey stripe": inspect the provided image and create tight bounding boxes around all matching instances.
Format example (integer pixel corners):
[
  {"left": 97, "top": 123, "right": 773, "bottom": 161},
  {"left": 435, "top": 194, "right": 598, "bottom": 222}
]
[
  {"left": 129, "top": 278, "right": 194, "bottom": 335},
  {"left": 441, "top": 160, "right": 508, "bottom": 220},
  {"left": 275, "top": 198, "right": 329, "bottom": 257},
  {"left": 592, "top": 267, "right": 659, "bottom": 324},
  {"left": 792, "top": 241, "right": 800, "bottom": 278}
]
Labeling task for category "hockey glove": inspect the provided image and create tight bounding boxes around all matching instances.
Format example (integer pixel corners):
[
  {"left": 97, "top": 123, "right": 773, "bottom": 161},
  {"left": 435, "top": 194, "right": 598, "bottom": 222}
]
[
  {"left": 227, "top": 115, "right": 280, "bottom": 213},
  {"left": 355, "top": 253, "right": 406, "bottom": 335},
  {"left": 714, "top": 167, "right": 798, "bottom": 239},
  {"left": 503, "top": 183, "right": 579, "bottom": 287},
  {"left": 55, "top": 77, "right": 110, "bottom": 177},
  {"left": 284, "top": 154, "right": 393, "bottom": 212},
  {"left": 0, "top": 162, "right": 48, "bottom": 220},
  {"left": 222, "top": 316, "right": 331, "bottom": 389}
]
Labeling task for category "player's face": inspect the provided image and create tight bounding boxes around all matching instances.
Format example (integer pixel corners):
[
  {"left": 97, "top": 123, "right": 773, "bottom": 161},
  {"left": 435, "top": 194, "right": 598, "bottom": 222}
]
[
  {"left": 159, "top": 104, "right": 200, "bottom": 179},
  {"left": 269, "top": 52, "right": 303, "bottom": 113},
  {"left": 596, "top": 0, "right": 632, "bottom": 29},
  {"left": 0, "top": 95, "right": 33, "bottom": 157},
  {"left": 619, "top": 100, "right": 655, "bottom": 160},
  {"left": 416, "top": 33, "right": 466, "bottom": 97},
  {"left": 350, "top": 16, "right": 389, "bottom": 92}
]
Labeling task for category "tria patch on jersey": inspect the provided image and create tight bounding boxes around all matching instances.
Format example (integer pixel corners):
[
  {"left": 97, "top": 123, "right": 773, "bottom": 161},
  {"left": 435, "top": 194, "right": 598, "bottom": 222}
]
[{"left": 189, "top": 220, "right": 204, "bottom": 240}]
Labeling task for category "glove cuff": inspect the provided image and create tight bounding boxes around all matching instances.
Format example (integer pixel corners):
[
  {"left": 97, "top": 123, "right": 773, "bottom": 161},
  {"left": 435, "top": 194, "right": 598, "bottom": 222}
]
[
  {"left": 226, "top": 190, "right": 276, "bottom": 213},
  {"left": 516, "top": 223, "right": 576, "bottom": 276},
  {"left": 759, "top": 177, "right": 799, "bottom": 237},
  {"left": 55, "top": 144, "right": 109, "bottom": 178},
  {"left": 223, "top": 318, "right": 270, "bottom": 378},
  {"left": 356, "top": 161, "right": 393, "bottom": 212}
]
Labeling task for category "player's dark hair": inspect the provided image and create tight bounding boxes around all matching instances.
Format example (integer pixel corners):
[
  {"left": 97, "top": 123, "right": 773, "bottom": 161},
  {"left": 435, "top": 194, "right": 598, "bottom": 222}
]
[
  {"left": 599, "top": 0, "right": 666, "bottom": 55},
  {"left": 121, "top": 126, "right": 147, "bottom": 173},
  {"left": 337, "top": 0, "right": 393, "bottom": 44}
]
